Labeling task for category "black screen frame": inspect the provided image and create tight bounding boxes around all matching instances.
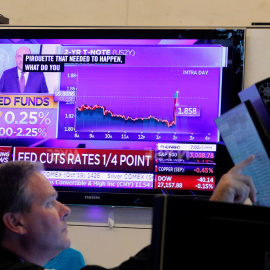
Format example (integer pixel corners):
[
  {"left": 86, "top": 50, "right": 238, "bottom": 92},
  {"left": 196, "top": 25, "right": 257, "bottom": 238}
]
[{"left": 0, "top": 26, "right": 243, "bottom": 207}]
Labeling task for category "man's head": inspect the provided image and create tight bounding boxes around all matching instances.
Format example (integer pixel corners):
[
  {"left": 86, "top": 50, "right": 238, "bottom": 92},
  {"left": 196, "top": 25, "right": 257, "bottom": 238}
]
[
  {"left": 15, "top": 46, "right": 31, "bottom": 71},
  {"left": 0, "top": 161, "right": 71, "bottom": 265}
]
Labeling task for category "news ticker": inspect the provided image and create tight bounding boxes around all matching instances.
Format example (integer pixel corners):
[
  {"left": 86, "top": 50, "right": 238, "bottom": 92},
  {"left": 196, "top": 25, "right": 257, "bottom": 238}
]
[
  {"left": 42, "top": 171, "right": 214, "bottom": 191},
  {"left": 0, "top": 144, "right": 216, "bottom": 191},
  {"left": 13, "top": 147, "right": 154, "bottom": 172},
  {"left": 43, "top": 171, "right": 153, "bottom": 189}
]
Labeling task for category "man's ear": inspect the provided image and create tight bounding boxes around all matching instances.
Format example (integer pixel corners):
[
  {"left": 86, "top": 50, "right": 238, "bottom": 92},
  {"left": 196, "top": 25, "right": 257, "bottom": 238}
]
[{"left": 2, "top": 212, "right": 27, "bottom": 235}]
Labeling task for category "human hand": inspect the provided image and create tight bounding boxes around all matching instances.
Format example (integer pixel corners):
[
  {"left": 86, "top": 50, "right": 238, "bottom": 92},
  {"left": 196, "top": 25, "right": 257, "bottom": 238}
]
[{"left": 210, "top": 155, "right": 257, "bottom": 204}]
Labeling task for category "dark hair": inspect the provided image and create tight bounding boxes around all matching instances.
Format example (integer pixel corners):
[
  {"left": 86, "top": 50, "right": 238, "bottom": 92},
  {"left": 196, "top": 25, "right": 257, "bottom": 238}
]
[{"left": 0, "top": 161, "right": 44, "bottom": 240}]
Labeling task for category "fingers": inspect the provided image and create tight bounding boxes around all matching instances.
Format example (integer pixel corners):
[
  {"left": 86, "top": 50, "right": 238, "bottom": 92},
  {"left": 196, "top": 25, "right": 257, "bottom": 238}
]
[
  {"left": 233, "top": 181, "right": 251, "bottom": 203},
  {"left": 228, "top": 156, "right": 257, "bottom": 203},
  {"left": 210, "top": 155, "right": 257, "bottom": 204},
  {"left": 229, "top": 155, "right": 255, "bottom": 175},
  {"left": 232, "top": 174, "right": 257, "bottom": 203}
]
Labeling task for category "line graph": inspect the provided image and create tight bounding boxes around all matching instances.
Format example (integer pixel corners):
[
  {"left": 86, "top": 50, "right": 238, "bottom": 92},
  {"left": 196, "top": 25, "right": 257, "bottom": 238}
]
[
  {"left": 76, "top": 88, "right": 179, "bottom": 133},
  {"left": 72, "top": 65, "right": 182, "bottom": 132},
  {"left": 60, "top": 64, "right": 221, "bottom": 140},
  {"left": 56, "top": 44, "right": 225, "bottom": 142}
]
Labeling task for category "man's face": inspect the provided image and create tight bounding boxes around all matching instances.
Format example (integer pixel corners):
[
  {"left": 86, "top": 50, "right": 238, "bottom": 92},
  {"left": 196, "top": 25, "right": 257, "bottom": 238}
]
[
  {"left": 15, "top": 47, "right": 31, "bottom": 71},
  {"left": 22, "top": 171, "right": 71, "bottom": 256}
]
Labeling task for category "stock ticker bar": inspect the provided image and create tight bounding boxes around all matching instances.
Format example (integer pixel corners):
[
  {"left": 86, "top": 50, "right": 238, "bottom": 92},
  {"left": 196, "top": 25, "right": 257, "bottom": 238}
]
[
  {"left": 10, "top": 143, "right": 217, "bottom": 191},
  {"left": 43, "top": 171, "right": 153, "bottom": 189},
  {"left": 155, "top": 175, "right": 215, "bottom": 191},
  {"left": 154, "top": 143, "right": 216, "bottom": 191}
]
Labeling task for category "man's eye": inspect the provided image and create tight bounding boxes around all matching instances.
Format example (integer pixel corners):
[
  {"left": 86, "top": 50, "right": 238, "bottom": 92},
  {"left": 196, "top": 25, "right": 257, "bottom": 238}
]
[{"left": 47, "top": 201, "right": 55, "bottom": 207}]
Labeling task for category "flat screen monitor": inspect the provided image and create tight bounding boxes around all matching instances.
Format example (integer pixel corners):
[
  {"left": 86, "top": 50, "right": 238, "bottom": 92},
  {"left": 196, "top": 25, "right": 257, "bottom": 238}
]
[
  {"left": 151, "top": 195, "right": 270, "bottom": 270},
  {"left": 0, "top": 27, "right": 243, "bottom": 206}
]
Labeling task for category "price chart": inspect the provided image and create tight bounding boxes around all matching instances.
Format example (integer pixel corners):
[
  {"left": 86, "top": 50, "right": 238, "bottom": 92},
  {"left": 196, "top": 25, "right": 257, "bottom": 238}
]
[{"left": 57, "top": 44, "right": 223, "bottom": 142}]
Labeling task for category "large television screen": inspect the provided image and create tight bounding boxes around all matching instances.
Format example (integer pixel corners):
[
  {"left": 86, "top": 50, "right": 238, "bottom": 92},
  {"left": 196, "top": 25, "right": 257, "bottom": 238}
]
[{"left": 0, "top": 27, "right": 244, "bottom": 206}]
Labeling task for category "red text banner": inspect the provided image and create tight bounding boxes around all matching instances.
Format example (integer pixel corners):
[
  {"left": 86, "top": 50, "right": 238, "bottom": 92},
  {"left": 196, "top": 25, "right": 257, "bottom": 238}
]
[
  {"left": 155, "top": 174, "right": 215, "bottom": 190},
  {"left": 14, "top": 147, "right": 154, "bottom": 172}
]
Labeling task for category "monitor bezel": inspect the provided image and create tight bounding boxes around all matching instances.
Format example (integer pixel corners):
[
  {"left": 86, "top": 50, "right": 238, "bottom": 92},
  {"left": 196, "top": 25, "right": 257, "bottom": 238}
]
[{"left": 0, "top": 26, "right": 244, "bottom": 207}]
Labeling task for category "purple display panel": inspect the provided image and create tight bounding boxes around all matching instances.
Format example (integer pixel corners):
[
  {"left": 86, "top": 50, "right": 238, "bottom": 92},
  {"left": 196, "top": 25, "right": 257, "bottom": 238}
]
[
  {"left": 0, "top": 95, "right": 58, "bottom": 139},
  {"left": 57, "top": 44, "right": 226, "bottom": 142}
]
